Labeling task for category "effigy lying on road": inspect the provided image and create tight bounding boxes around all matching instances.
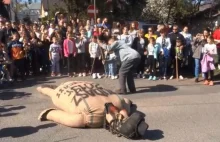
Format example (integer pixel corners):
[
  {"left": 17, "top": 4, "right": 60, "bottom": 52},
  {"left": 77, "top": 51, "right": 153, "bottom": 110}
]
[{"left": 37, "top": 81, "right": 149, "bottom": 139}]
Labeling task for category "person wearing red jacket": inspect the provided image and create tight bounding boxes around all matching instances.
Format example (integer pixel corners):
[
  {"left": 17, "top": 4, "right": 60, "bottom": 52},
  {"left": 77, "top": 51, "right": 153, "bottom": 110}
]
[
  {"left": 213, "top": 26, "right": 220, "bottom": 68},
  {"left": 63, "top": 33, "right": 77, "bottom": 77}
]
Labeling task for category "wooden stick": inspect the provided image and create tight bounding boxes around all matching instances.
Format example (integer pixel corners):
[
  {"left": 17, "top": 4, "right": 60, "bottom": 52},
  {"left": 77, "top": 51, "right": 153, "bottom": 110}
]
[{"left": 176, "top": 54, "right": 179, "bottom": 81}]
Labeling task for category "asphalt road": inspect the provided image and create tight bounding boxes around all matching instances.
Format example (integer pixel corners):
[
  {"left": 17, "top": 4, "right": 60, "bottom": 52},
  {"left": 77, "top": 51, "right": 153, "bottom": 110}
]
[{"left": 0, "top": 76, "right": 220, "bottom": 142}]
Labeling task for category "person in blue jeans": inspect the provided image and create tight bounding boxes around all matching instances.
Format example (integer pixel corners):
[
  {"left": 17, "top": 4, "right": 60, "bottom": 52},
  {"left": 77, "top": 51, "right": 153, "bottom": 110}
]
[
  {"left": 156, "top": 29, "right": 171, "bottom": 79},
  {"left": 107, "top": 53, "right": 117, "bottom": 79},
  {"left": 49, "top": 37, "right": 63, "bottom": 77},
  {"left": 192, "top": 33, "right": 205, "bottom": 82}
]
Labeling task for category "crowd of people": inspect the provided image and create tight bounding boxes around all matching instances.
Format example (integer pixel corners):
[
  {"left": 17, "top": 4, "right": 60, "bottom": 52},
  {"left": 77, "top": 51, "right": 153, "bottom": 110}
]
[{"left": 0, "top": 13, "right": 219, "bottom": 86}]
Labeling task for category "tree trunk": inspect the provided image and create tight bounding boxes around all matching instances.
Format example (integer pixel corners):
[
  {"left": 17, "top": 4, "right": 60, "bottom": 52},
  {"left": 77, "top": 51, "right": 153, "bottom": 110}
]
[{"left": 166, "top": 2, "right": 172, "bottom": 24}]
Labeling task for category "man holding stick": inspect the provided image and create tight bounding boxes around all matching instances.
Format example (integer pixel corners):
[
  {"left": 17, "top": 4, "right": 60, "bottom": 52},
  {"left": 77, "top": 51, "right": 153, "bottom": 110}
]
[{"left": 103, "top": 36, "right": 140, "bottom": 94}]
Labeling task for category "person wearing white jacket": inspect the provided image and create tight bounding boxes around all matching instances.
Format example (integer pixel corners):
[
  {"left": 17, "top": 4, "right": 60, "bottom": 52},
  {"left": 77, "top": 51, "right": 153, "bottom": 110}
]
[{"left": 156, "top": 30, "right": 172, "bottom": 79}]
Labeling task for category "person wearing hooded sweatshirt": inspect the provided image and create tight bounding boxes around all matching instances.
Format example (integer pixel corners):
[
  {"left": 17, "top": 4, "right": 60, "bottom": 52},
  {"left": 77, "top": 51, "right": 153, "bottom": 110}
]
[{"left": 105, "top": 36, "right": 140, "bottom": 95}]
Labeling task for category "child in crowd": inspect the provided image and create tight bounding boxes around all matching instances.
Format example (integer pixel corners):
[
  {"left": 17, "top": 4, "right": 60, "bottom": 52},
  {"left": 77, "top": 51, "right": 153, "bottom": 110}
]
[
  {"left": 89, "top": 36, "right": 102, "bottom": 79},
  {"left": 40, "top": 33, "right": 51, "bottom": 74},
  {"left": 202, "top": 36, "right": 217, "bottom": 86},
  {"left": 147, "top": 37, "right": 161, "bottom": 81},
  {"left": 156, "top": 29, "right": 171, "bottom": 80},
  {"left": 76, "top": 29, "right": 87, "bottom": 77},
  {"left": 170, "top": 38, "right": 184, "bottom": 80},
  {"left": 49, "top": 36, "right": 63, "bottom": 77},
  {"left": 8, "top": 32, "right": 25, "bottom": 81},
  {"left": 23, "top": 38, "right": 32, "bottom": 76},
  {"left": 0, "top": 43, "right": 13, "bottom": 83},
  {"left": 106, "top": 49, "right": 118, "bottom": 80},
  {"left": 63, "top": 33, "right": 77, "bottom": 77}
]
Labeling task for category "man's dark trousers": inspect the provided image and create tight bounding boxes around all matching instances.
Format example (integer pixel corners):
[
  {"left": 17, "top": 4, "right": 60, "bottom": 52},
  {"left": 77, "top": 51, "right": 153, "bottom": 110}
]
[{"left": 119, "top": 58, "right": 140, "bottom": 93}]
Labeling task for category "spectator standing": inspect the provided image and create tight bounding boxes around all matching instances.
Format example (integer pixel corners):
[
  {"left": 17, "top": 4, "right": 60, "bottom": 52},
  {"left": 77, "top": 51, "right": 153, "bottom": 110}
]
[
  {"left": 192, "top": 33, "right": 204, "bottom": 82},
  {"left": 147, "top": 37, "right": 161, "bottom": 81},
  {"left": 145, "top": 27, "right": 157, "bottom": 39},
  {"left": 95, "top": 18, "right": 103, "bottom": 28},
  {"left": 0, "top": 43, "right": 12, "bottom": 82},
  {"left": 156, "top": 29, "right": 171, "bottom": 79},
  {"left": 8, "top": 32, "right": 25, "bottom": 81},
  {"left": 170, "top": 38, "right": 184, "bottom": 80},
  {"left": 85, "top": 25, "right": 92, "bottom": 40},
  {"left": 5, "top": 21, "right": 16, "bottom": 43},
  {"left": 102, "top": 18, "right": 111, "bottom": 29},
  {"left": 40, "top": 33, "right": 51, "bottom": 74},
  {"left": 132, "top": 29, "right": 148, "bottom": 78},
  {"left": 89, "top": 36, "right": 102, "bottom": 79},
  {"left": 155, "top": 24, "right": 164, "bottom": 37},
  {"left": 30, "top": 32, "right": 40, "bottom": 76},
  {"left": 180, "top": 26, "right": 193, "bottom": 69},
  {"left": 0, "top": 21, "right": 6, "bottom": 44},
  {"left": 168, "top": 25, "right": 185, "bottom": 78},
  {"left": 23, "top": 38, "right": 32, "bottom": 76},
  {"left": 33, "top": 24, "right": 41, "bottom": 39},
  {"left": 213, "top": 25, "right": 220, "bottom": 68},
  {"left": 202, "top": 36, "right": 217, "bottom": 86},
  {"left": 128, "top": 22, "right": 138, "bottom": 39},
  {"left": 48, "top": 23, "right": 55, "bottom": 38},
  {"left": 63, "top": 33, "right": 77, "bottom": 77},
  {"left": 49, "top": 37, "right": 63, "bottom": 77},
  {"left": 118, "top": 27, "right": 133, "bottom": 46},
  {"left": 75, "top": 29, "right": 87, "bottom": 77}
]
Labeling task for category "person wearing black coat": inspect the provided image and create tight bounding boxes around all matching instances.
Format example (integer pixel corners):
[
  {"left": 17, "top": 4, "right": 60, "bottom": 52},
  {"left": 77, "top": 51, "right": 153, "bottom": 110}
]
[
  {"left": 168, "top": 25, "right": 185, "bottom": 78},
  {"left": 132, "top": 29, "right": 148, "bottom": 78}
]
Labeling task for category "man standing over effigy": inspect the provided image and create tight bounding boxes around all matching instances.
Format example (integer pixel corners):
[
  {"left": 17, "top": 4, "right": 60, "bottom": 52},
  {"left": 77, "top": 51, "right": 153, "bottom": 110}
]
[{"left": 105, "top": 36, "right": 141, "bottom": 94}]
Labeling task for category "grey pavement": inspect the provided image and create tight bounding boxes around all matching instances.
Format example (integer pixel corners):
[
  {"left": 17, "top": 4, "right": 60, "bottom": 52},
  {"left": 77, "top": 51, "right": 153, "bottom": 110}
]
[{"left": 0, "top": 76, "right": 220, "bottom": 142}]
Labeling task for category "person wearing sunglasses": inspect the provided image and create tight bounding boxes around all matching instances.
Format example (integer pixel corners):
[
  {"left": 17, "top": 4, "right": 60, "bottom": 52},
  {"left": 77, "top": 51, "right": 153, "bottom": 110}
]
[
  {"left": 145, "top": 27, "right": 157, "bottom": 40},
  {"left": 168, "top": 25, "right": 185, "bottom": 79}
]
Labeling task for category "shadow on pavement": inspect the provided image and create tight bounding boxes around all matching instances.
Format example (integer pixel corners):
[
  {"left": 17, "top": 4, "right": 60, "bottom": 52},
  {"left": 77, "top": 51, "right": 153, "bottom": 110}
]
[
  {"left": 213, "top": 81, "right": 220, "bottom": 85},
  {"left": 0, "top": 123, "right": 57, "bottom": 138},
  {"left": 136, "top": 84, "right": 177, "bottom": 93},
  {"left": 143, "top": 129, "right": 164, "bottom": 140},
  {"left": 0, "top": 90, "right": 32, "bottom": 100},
  {"left": 0, "top": 76, "right": 57, "bottom": 90},
  {"left": 0, "top": 105, "right": 26, "bottom": 117}
]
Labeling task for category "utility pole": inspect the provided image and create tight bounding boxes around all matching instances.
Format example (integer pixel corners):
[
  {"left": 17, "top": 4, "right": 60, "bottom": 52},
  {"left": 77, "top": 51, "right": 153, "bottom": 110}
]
[
  {"left": 94, "top": 0, "right": 96, "bottom": 24},
  {"left": 47, "top": 0, "right": 49, "bottom": 21},
  {"left": 15, "top": 0, "right": 18, "bottom": 22}
]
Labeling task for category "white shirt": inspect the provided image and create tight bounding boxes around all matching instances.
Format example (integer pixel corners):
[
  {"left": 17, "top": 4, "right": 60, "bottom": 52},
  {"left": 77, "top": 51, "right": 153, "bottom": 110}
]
[
  {"left": 156, "top": 36, "right": 171, "bottom": 50},
  {"left": 147, "top": 44, "right": 155, "bottom": 56},
  {"left": 180, "top": 32, "right": 192, "bottom": 45},
  {"left": 89, "top": 42, "right": 100, "bottom": 58},
  {"left": 203, "top": 43, "right": 217, "bottom": 55}
]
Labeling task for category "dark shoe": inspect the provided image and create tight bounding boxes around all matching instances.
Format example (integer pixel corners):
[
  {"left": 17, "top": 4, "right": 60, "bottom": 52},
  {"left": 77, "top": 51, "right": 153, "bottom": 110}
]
[
  {"left": 130, "top": 90, "right": 137, "bottom": 94},
  {"left": 115, "top": 89, "right": 127, "bottom": 95},
  {"left": 195, "top": 78, "right": 199, "bottom": 83}
]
